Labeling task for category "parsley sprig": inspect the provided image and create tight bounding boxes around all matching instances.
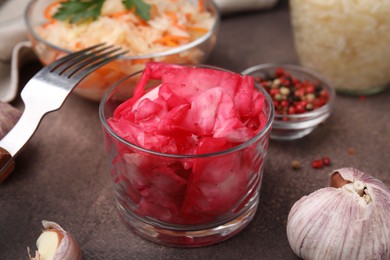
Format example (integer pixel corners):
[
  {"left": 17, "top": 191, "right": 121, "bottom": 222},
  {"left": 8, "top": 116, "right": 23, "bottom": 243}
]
[
  {"left": 53, "top": 0, "right": 151, "bottom": 24},
  {"left": 122, "top": 0, "right": 150, "bottom": 21}
]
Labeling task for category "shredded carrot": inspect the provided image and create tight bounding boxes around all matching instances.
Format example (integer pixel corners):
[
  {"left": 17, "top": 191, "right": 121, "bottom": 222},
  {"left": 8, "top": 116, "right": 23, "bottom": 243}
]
[
  {"left": 78, "top": 63, "right": 126, "bottom": 91},
  {"left": 42, "top": 21, "right": 56, "bottom": 28},
  {"left": 198, "top": 0, "right": 205, "bottom": 12},
  {"left": 44, "top": 0, "right": 61, "bottom": 23},
  {"left": 128, "top": 6, "right": 136, "bottom": 13},
  {"left": 187, "top": 26, "right": 208, "bottom": 34},
  {"left": 164, "top": 10, "right": 187, "bottom": 30},
  {"left": 131, "top": 58, "right": 152, "bottom": 65},
  {"left": 137, "top": 19, "right": 149, "bottom": 26},
  {"left": 149, "top": 4, "right": 158, "bottom": 19},
  {"left": 109, "top": 6, "right": 137, "bottom": 19},
  {"left": 164, "top": 11, "right": 187, "bottom": 29},
  {"left": 75, "top": 41, "right": 85, "bottom": 50},
  {"left": 109, "top": 10, "right": 132, "bottom": 19},
  {"left": 178, "top": 24, "right": 187, "bottom": 30},
  {"left": 184, "top": 13, "right": 193, "bottom": 22},
  {"left": 164, "top": 11, "right": 178, "bottom": 24},
  {"left": 109, "top": 7, "right": 149, "bottom": 26},
  {"left": 155, "top": 34, "right": 190, "bottom": 47}
]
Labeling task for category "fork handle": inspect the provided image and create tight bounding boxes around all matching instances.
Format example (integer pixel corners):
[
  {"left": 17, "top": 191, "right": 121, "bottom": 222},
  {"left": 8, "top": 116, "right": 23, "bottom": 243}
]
[
  {"left": 0, "top": 148, "right": 15, "bottom": 183},
  {"left": 0, "top": 105, "right": 46, "bottom": 183}
]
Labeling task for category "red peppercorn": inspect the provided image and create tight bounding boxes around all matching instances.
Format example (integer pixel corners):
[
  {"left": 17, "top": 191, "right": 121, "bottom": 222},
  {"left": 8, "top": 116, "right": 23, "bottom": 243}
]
[
  {"left": 255, "top": 67, "right": 329, "bottom": 116},
  {"left": 259, "top": 82, "right": 266, "bottom": 89},
  {"left": 270, "top": 88, "right": 280, "bottom": 96},
  {"left": 292, "top": 78, "right": 300, "bottom": 85},
  {"left": 313, "top": 98, "right": 326, "bottom": 108},
  {"left": 295, "top": 103, "right": 305, "bottom": 114},
  {"left": 311, "top": 159, "right": 324, "bottom": 169},
  {"left": 281, "top": 100, "right": 289, "bottom": 107},
  {"left": 288, "top": 106, "right": 296, "bottom": 114},
  {"left": 320, "top": 89, "right": 329, "bottom": 98},
  {"left": 322, "top": 157, "right": 331, "bottom": 166},
  {"left": 294, "top": 89, "right": 305, "bottom": 97},
  {"left": 347, "top": 148, "right": 356, "bottom": 155},
  {"left": 299, "top": 100, "right": 308, "bottom": 107},
  {"left": 275, "top": 68, "right": 285, "bottom": 77},
  {"left": 306, "top": 85, "right": 315, "bottom": 94},
  {"left": 281, "top": 78, "right": 291, "bottom": 86}
]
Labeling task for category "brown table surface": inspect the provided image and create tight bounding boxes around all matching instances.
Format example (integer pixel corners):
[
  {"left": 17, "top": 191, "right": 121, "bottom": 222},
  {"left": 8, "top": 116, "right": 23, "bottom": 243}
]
[{"left": 1, "top": 1, "right": 390, "bottom": 259}]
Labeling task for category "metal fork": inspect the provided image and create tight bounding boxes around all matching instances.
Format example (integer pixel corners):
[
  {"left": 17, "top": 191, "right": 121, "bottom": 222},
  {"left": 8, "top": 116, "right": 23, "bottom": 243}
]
[{"left": 0, "top": 44, "right": 127, "bottom": 182}]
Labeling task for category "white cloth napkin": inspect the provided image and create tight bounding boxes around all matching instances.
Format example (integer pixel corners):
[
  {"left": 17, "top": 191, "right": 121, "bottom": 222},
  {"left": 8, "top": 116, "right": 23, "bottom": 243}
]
[
  {"left": 0, "top": 0, "right": 34, "bottom": 102},
  {"left": 0, "top": 0, "right": 278, "bottom": 102}
]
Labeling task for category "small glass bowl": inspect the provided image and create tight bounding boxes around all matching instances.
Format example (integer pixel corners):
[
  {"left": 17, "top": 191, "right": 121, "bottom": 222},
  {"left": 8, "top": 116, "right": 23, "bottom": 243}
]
[
  {"left": 24, "top": 0, "right": 220, "bottom": 102},
  {"left": 99, "top": 65, "right": 274, "bottom": 247},
  {"left": 242, "top": 64, "right": 335, "bottom": 141}
]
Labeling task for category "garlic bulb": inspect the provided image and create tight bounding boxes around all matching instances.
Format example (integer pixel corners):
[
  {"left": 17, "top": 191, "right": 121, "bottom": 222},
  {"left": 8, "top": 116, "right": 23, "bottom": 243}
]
[
  {"left": 287, "top": 167, "right": 390, "bottom": 260},
  {"left": 0, "top": 101, "right": 21, "bottom": 139},
  {"left": 28, "top": 221, "right": 82, "bottom": 260}
]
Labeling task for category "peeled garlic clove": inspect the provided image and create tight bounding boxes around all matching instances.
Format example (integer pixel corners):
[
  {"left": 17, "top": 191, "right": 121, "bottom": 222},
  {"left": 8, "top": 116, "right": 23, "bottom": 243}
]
[
  {"left": 0, "top": 101, "right": 21, "bottom": 139},
  {"left": 28, "top": 220, "right": 82, "bottom": 260},
  {"left": 287, "top": 167, "right": 390, "bottom": 260}
]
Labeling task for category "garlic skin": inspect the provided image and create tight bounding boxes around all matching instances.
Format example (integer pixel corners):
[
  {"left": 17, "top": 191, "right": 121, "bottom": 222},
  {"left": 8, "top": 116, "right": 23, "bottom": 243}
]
[
  {"left": 0, "top": 101, "right": 21, "bottom": 139},
  {"left": 287, "top": 167, "right": 390, "bottom": 260},
  {"left": 28, "top": 220, "right": 82, "bottom": 260}
]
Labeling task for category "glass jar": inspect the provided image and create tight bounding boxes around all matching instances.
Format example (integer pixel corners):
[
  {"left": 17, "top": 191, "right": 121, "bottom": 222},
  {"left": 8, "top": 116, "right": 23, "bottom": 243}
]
[{"left": 289, "top": 0, "right": 390, "bottom": 95}]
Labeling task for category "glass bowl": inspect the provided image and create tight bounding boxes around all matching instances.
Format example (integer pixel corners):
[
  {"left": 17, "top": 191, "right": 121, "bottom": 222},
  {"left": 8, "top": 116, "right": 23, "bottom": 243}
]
[
  {"left": 99, "top": 64, "right": 274, "bottom": 247},
  {"left": 242, "top": 64, "right": 335, "bottom": 141},
  {"left": 24, "top": 0, "right": 220, "bottom": 102}
]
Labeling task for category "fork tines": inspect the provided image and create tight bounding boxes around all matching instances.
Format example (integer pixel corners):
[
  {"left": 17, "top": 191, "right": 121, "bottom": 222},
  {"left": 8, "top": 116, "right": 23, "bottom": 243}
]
[{"left": 48, "top": 44, "right": 128, "bottom": 80}]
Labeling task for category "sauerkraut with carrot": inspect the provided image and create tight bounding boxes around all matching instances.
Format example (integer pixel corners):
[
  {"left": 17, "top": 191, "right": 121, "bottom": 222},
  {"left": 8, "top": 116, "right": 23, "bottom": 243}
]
[
  {"left": 28, "top": 0, "right": 218, "bottom": 101},
  {"left": 38, "top": 0, "right": 214, "bottom": 55}
]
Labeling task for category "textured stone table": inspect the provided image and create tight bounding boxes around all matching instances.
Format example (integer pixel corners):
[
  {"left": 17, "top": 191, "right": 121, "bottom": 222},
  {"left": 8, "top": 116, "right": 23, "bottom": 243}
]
[{"left": 1, "top": 1, "right": 389, "bottom": 259}]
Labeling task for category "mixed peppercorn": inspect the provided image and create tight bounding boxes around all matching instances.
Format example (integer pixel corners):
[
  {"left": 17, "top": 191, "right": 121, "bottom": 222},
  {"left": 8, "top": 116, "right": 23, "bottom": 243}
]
[
  {"left": 254, "top": 67, "right": 329, "bottom": 116},
  {"left": 311, "top": 156, "right": 331, "bottom": 169},
  {"left": 291, "top": 156, "right": 332, "bottom": 170}
]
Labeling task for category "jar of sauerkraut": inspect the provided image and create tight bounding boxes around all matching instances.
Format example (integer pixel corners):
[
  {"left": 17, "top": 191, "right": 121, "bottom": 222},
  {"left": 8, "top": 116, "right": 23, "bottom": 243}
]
[{"left": 289, "top": 0, "right": 390, "bottom": 95}]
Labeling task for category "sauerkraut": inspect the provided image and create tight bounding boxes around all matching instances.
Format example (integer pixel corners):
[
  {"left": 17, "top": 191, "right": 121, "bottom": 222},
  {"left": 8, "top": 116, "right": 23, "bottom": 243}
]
[
  {"left": 36, "top": 0, "right": 215, "bottom": 56},
  {"left": 28, "top": 0, "right": 218, "bottom": 101},
  {"left": 290, "top": 0, "right": 390, "bottom": 95}
]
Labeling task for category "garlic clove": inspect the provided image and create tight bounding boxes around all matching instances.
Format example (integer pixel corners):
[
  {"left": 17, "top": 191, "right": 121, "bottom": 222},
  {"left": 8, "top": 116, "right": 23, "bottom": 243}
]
[
  {"left": 0, "top": 101, "right": 21, "bottom": 139},
  {"left": 36, "top": 230, "right": 61, "bottom": 260},
  {"left": 287, "top": 167, "right": 390, "bottom": 260},
  {"left": 28, "top": 220, "right": 82, "bottom": 260}
]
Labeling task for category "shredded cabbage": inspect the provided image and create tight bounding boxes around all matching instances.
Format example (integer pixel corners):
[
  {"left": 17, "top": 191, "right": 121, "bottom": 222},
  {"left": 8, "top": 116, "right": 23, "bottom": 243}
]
[
  {"left": 290, "top": 0, "right": 390, "bottom": 94},
  {"left": 36, "top": 0, "right": 214, "bottom": 56}
]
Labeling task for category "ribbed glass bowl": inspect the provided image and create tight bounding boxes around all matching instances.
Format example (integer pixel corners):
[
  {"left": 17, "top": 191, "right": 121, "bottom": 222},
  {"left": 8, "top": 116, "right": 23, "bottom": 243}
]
[
  {"left": 242, "top": 64, "right": 335, "bottom": 140},
  {"left": 24, "top": 0, "right": 220, "bottom": 102}
]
